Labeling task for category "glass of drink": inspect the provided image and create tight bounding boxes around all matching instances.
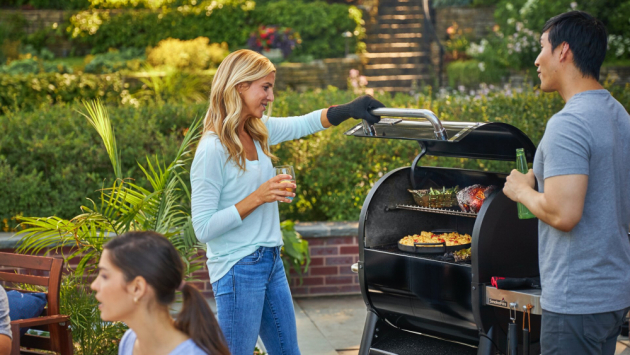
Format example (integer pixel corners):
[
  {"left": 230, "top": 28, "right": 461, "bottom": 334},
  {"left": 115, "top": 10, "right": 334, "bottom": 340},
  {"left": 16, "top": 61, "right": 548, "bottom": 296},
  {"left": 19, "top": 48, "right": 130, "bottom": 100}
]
[{"left": 274, "top": 165, "right": 296, "bottom": 202}]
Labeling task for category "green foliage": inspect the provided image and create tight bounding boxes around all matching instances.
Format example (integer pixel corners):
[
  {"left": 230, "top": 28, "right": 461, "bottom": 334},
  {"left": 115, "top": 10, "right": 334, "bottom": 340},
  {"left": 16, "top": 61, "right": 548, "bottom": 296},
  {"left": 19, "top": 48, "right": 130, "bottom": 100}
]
[
  {"left": 147, "top": 37, "right": 229, "bottom": 70},
  {"left": 0, "top": 13, "right": 27, "bottom": 42},
  {"left": 2, "top": 0, "right": 91, "bottom": 9},
  {"left": 131, "top": 69, "right": 213, "bottom": 106},
  {"left": 60, "top": 275, "right": 128, "bottom": 355},
  {"left": 491, "top": 0, "right": 630, "bottom": 64},
  {"left": 0, "top": 72, "right": 124, "bottom": 114},
  {"left": 67, "top": 4, "right": 253, "bottom": 54},
  {"left": 251, "top": 0, "right": 362, "bottom": 59},
  {"left": 65, "top": 0, "right": 363, "bottom": 59},
  {"left": 0, "top": 102, "right": 199, "bottom": 224},
  {"left": 16, "top": 100, "right": 205, "bottom": 279},
  {"left": 447, "top": 59, "right": 506, "bottom": 87},
  {"left": 280, "top": 220, "right": 310, "bottom": 281},
  {"left": 83, "top": 48, "right": 145, "bottom": 74},
  {"left": 0, "top": 57, "right": 73, "bottom": 75},
  {"left": 4, "top": 86, "right": 630, "bottom": 224}
]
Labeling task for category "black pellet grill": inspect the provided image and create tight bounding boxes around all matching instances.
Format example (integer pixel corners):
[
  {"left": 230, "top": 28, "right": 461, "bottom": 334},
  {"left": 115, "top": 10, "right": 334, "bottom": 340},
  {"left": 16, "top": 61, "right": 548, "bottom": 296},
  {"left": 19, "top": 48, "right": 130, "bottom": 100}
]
[{"left": 347, "top": 108, "right": 542, "bottom": 355}]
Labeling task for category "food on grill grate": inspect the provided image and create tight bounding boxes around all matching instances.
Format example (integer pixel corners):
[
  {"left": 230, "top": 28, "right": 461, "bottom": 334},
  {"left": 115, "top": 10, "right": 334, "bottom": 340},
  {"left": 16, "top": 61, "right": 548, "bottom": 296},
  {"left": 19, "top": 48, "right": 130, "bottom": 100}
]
[
  {"left": 436, "top": 248, "right": 471, "bottom": 263},
  {"left": 399, "top": 231, "right": 472, "bottom": 247},
  {"left": 456, "top": 184, "right": 497, "bottom": 213},
  {"left": 408, "top": 186, "right": 459, "bottom": 208}
]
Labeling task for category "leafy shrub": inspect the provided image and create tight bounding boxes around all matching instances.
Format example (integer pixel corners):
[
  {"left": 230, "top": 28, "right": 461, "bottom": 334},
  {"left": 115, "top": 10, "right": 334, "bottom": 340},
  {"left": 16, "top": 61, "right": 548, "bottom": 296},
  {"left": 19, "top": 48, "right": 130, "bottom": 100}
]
[
  {"left": 66, "top": 0, "right": 363, "bottom": 59},
  {"left": 447, "top": 59, "right": 506, "bottom": 87},
  {"left": 0, "top": 102, "right": 200, "bottom": 225},
  {"left": 68, "top": 4, "right": 253, "bottom": 54},
  {"left": 83, "top": 48, "right": 145, "bottom": 73},
  {"left": 0, "top": 72, "right": 125, "bottom": 114},
  {"left": 147, "top": 37, "right": 229, "bottom": 70},
  {"left": 4, "top": 85, "right": 630, "bottom": 224},
  {"left": 3, "top": 0, "right": 90, "bottom": 9},
  {"left": 0, "top": 57, "right": 73, "bottom": 75},
  {"left": 131, "top": 69, "right": 213, "bottom": 105},
  {"left": 251, "top": 0, "right": 362, "bottom": 59}
]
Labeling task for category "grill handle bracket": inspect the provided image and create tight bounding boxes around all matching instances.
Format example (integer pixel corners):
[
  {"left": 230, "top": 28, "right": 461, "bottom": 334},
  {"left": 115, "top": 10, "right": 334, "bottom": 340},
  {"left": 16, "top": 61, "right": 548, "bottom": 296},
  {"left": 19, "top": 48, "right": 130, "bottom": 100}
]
[
  {"left": 369, "top": 108, "right": 448, "bottom": 140},
  {"left": 410, "top": 142, "right": 427, "bottom": 190}
]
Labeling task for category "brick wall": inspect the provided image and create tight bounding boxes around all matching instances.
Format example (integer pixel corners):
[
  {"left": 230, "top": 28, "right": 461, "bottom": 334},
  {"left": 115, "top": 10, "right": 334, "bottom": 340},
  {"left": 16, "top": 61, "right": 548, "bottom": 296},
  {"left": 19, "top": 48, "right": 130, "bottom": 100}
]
[
  {"left": 0, "top": 222, "right": 361, "bottom": 298},
  {"left": 289, "top": 236, "right": 360, "bottom": 297}
]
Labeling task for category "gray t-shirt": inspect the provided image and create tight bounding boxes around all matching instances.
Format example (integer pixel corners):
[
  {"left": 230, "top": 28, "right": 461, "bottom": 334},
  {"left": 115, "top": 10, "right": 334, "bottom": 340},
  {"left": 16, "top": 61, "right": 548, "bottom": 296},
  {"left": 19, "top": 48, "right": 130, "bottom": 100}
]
[
  {"left": 118, "top": 329, "right": 207, "bottom": 355},
  {"left": 0, "top": 286, "right": 11, "bottom": 340},
  {"left": 533, "top": 89, "right": 630, "bottom": 314}
]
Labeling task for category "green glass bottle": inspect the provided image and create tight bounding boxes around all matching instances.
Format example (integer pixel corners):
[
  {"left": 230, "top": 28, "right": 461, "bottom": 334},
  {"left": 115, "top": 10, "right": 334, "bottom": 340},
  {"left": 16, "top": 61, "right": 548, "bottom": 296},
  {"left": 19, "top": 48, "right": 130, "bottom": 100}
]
[{"left": 516, "top": 148, "right": 536, "bottom": 219}]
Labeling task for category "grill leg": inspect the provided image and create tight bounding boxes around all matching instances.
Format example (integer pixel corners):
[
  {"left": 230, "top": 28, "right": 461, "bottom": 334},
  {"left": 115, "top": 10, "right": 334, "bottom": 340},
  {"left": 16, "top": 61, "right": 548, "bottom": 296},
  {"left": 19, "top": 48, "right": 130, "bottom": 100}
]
[
  {"left": 359, "top": 309, "right": 379, "bottom": 355},
  {"left": 477, "top": 326, "right": 495, "bottom": 355}
]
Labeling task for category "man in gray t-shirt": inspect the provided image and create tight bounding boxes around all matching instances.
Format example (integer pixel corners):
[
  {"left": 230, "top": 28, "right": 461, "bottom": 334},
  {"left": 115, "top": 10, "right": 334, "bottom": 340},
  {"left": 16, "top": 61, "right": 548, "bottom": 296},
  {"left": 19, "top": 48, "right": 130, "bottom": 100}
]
[
  {"left": 0, "top": 286, "right": 11, "bottom": 355},
  {"left": 504, "top": 11, "right": 630, "bottom": 355}
]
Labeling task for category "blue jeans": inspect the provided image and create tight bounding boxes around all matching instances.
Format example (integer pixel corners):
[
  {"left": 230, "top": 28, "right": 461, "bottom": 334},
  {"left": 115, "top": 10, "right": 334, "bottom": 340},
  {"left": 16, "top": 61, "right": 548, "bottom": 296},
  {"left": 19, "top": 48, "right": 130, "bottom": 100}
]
[{"left": 212, "top": 246, "right": 300, "bottom": 355}]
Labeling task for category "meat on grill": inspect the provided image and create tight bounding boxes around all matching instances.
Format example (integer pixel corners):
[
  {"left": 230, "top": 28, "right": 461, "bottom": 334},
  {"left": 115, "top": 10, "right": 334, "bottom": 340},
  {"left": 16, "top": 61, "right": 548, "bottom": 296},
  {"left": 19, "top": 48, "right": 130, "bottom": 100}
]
[{"left": 457, "top": 185, "right": 497, "bottom": 213}]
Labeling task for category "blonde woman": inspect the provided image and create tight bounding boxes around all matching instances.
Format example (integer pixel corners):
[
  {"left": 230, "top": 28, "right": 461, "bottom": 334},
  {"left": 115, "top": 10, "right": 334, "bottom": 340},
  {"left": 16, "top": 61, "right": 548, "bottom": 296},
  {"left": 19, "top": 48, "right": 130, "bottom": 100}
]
[{"left": 191, "top": 49, "right": 383, "bottom": 354}]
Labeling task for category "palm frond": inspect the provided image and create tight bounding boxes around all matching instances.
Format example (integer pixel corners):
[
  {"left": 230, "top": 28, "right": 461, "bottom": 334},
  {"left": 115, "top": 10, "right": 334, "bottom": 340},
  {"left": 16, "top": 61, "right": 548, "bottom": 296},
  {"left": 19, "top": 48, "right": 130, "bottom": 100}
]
[{"left": 77, "top": 100, "right": 123, "bottom": 179}]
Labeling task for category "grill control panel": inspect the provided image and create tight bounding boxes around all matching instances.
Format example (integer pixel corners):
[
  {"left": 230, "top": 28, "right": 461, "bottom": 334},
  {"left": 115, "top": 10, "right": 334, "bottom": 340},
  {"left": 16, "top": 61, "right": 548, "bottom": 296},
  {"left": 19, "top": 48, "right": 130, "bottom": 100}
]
[{"left": 485, "top": 286, "right": 542, "bottom": 315}]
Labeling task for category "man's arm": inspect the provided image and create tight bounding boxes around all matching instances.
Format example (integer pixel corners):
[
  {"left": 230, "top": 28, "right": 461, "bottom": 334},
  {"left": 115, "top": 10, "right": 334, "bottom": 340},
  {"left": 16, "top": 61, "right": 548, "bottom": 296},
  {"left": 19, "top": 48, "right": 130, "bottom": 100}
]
[{"left": 503, "top": 169, "right": 588, "bottom": 232}]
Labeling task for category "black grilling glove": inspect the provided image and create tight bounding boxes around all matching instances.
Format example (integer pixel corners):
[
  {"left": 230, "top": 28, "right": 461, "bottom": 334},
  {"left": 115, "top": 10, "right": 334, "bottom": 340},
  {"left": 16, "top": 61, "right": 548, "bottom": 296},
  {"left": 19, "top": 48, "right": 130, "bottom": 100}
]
[{"left": 327, "top": 95, "right": 385, "bottom": 126}]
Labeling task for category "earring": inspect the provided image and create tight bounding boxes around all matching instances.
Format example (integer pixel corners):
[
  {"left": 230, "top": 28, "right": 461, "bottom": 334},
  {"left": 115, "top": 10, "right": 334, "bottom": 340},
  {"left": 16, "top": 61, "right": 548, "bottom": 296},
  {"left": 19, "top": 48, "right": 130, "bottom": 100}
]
[{"left": 133, "top": 297, "right": 138, "bottom": 304}]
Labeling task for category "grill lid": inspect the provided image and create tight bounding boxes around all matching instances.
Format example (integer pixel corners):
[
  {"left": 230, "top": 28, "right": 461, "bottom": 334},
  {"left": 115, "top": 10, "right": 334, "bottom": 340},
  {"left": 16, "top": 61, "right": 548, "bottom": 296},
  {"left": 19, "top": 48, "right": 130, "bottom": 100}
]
[{"left": 345, "top": 108, "right": 536, "bottom": 162}]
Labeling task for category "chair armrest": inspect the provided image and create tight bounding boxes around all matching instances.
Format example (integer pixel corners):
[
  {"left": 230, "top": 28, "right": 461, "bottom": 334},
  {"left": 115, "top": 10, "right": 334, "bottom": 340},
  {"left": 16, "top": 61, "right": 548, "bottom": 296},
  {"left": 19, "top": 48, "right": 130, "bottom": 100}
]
[{"left": 10, "top": 315, "right": 71, "bottom": 328}]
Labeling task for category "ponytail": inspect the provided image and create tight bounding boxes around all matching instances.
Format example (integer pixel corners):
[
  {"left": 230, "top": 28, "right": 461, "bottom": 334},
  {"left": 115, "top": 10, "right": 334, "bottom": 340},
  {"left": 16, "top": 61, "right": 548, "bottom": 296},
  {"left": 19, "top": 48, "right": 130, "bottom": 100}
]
[
  {"left": 175, "top": 283, "right": 230, "bottom": 355},
  {"left": 103, "top": 232, "right": 230, "bottom": 355}
]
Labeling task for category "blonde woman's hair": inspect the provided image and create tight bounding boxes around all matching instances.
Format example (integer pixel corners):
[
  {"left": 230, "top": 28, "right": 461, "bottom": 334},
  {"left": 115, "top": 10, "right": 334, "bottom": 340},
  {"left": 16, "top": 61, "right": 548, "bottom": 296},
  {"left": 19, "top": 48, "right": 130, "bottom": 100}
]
[{"left": 203, "top": 49, "right": 277, "bottom": 170}]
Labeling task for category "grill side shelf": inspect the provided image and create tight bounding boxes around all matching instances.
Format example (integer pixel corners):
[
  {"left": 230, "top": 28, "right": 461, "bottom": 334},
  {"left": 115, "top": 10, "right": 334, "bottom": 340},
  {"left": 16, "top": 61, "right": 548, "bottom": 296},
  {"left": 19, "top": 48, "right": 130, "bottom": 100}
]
[{"left": 390, "top": 204, "right": 478, "bottom": 218}]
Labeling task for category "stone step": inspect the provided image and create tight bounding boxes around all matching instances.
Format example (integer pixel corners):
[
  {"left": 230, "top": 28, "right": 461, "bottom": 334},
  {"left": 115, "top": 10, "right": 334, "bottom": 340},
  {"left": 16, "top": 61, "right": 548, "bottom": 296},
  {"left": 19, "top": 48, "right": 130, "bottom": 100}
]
[
  {"left": 377, "top": 16, "right": 425, "bottom": 25},
  {"left": 365, "top": 63, "right": 425, "bottom": 70},
  {"left": 367, "top": 32, "right": 424, "bottom": 41},
  {"left": 366, "top": 42, "right": 422, "bottom": 53},
  {"left": 372, "top": 87, "right": 416, "bottom": 92},
  {"left": 363, "top": 51, "right": 428, "bottom": 59},
  {"left": 364, "top": 54, "right": 429, "bottom": 65},
  {"left": 364, "top": 67, "right": 429, "bottom": 77},
  {"left": 378, "top": 6, "right": 424, "bottom": 16},
  {"left": 373, "top": 22, "right": 423, "bottom": 32},
  {"left": 365, "top": 73, "right": 431, "bottom": 82}
]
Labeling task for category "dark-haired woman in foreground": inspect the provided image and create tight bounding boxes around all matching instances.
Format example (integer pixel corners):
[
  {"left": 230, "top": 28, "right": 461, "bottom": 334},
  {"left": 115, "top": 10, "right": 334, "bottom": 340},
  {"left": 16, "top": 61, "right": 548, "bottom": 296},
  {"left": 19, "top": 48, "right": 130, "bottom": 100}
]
[{"left": 90, "top": 231, "right": 230, "bottom": 355}]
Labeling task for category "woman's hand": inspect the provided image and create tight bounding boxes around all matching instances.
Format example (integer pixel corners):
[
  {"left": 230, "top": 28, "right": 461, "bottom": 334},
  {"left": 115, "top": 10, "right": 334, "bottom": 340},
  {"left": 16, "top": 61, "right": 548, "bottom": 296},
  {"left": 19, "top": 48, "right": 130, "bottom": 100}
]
[
  {"left": 254, "top": 174, "right": 296, "bottom": 204},
  {"left": 326, "top": 95, "right": 385, "bottom": 126}
]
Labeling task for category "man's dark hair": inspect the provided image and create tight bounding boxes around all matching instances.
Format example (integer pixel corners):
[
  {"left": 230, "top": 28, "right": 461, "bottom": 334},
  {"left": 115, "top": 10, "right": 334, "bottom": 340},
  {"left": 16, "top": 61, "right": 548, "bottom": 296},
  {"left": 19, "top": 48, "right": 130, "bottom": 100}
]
[{"left": 542, "top": 11, "right": 608, "bottom": 80}]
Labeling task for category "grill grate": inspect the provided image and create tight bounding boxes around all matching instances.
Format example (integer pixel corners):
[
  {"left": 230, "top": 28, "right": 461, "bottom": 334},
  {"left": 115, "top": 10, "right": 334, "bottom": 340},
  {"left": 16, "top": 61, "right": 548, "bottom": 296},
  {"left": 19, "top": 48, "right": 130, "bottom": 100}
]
[{"left": 392, "top": 204, "right": 478, "bottom": 218}]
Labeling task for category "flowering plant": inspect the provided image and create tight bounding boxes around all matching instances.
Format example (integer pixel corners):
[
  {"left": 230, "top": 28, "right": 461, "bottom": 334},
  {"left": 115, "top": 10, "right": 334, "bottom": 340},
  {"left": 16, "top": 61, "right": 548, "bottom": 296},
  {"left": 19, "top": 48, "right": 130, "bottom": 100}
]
[
  {"left": 247, "top": 26, "right": 302, "bottom": 59},
  {"left": 444, "top": 22, "right": 472, "bottom": 62},
  {"left": 348, "top": 69, "right": 373, "bottom": 95}
]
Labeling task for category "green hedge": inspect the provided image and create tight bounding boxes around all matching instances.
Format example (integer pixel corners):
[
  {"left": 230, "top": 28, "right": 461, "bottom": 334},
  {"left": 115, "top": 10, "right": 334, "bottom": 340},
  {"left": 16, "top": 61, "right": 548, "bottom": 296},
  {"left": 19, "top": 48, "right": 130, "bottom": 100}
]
[
  {"left": 0, "top": 103, "right": 202, "bottom": 226},
  {"left": 0, "top": 73, "right": 125, "bottom": 115},
  {"left": 3, "top": 86, "right": 630, "bottom": 226},
  {"left": 66, "top": 0, "right": 362, "bottom": 59}
]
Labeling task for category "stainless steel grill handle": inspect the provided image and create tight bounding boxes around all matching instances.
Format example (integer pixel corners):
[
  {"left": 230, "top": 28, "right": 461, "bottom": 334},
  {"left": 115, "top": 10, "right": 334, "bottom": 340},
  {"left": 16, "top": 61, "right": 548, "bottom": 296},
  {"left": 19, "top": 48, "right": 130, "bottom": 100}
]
[{"left": 367, "top": 108, "right": 448, "bottom": 140}]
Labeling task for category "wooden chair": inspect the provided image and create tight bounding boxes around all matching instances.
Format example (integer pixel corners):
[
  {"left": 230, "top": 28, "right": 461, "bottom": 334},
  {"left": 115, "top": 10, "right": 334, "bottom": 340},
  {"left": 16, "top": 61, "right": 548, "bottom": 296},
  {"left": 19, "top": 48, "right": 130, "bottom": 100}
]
[{"left": 0, "top": 252, "right": 72, "bottom": 355}]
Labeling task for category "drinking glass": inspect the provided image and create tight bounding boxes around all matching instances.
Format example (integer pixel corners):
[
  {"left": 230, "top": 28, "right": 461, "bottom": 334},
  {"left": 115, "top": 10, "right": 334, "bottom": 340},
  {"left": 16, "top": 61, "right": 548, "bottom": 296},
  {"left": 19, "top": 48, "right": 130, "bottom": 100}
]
[{"left": 274, "top": 165, "right": 296, "bottom": 202}]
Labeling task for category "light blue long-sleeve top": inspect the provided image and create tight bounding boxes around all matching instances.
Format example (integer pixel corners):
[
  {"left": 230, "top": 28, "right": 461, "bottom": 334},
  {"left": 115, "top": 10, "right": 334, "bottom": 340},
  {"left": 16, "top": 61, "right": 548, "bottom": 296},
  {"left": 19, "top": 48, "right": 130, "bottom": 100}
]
[{"left": 191, "top": 110, "right": 325, "bottom": 283}]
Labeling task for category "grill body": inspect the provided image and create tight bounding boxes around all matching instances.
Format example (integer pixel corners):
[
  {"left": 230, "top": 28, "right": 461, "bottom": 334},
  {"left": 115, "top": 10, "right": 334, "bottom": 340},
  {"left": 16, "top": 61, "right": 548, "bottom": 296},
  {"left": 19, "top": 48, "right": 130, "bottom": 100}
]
[{"left": 347, "top": 116, "right": 541, "bottom": 354}]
